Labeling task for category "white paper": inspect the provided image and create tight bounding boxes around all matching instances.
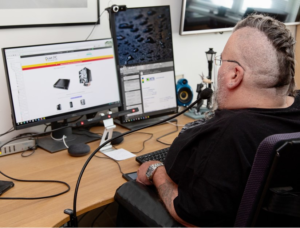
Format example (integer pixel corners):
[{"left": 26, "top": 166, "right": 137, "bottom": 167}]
[{"left": 102, "top": 148, "right": 136, "bottom": 161}]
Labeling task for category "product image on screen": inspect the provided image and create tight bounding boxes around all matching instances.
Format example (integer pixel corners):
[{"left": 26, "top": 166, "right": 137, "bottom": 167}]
[
  {"left": 79, "top": 67, "right": 92, "bottom": 86},
  {"left": 112, "top": 6, "right": 178, "bottom": 130},
  {"left": 53, "top": 79, "right": 70, "bottom": 90},
  {"left": 3, "top": 38, "right": 121, "bottom": 152}
]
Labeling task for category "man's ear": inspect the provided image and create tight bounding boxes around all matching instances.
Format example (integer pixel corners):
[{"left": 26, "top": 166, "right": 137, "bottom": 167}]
[{"left": 227, "top": 66, "right": 244, "bottom": 89}]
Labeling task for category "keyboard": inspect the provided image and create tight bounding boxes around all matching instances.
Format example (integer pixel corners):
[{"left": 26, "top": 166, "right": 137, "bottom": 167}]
[{"left": 136, "top": 147, "right": 170, "bottom": 164}]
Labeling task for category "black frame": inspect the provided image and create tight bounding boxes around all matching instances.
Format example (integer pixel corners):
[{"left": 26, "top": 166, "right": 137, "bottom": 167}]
[
  {"left": 180, "top": 0, "right": 300, "bottom": 35},
  {"left": 2, "top": 38, "right": 122, "bottom": 130},
  {"left": 0, "top": 0, "right": 100, "bottom": 29},
  {"left": 110, "top": 5, "right": 178, "bottom": 125}
]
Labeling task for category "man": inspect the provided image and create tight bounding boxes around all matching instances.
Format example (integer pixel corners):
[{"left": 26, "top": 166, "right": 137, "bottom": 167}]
[{"left": 136, "top": 14, "right": 300, "bottom": 227}]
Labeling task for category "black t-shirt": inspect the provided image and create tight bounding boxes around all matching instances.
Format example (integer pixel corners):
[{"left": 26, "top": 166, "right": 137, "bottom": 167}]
[{"left": 164, "top": 95, "right": 300, "bottom": 227}]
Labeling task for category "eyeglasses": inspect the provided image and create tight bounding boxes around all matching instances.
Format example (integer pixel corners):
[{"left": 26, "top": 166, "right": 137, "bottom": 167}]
[{"left": 214, "top": 55, "right": 245, "bottom": 70}]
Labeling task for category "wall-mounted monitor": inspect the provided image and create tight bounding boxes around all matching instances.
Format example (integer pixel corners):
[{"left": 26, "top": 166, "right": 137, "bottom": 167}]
[{"left": 180, "top": 0, "right": 300, "bottom": 35}]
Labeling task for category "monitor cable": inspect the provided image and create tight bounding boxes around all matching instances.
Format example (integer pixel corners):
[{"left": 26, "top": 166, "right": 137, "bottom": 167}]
[
  {"left": 51, "top": 134, "right": 69, "bottom": 149},
  {"left": 65, "top": 88, "right": 213, "bottom": 227},
  {"left": 85, "top": 8, "right": 109, "bottom": 40},
  {"left": 0, "top": 171, "right": 70, "bottom": 200},
  {"left": 0, "top": 127, "right": 14, "bottom": 137}
]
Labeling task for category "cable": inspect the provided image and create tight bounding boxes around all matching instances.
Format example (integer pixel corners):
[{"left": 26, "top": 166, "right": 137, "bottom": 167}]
[
  {"left": 156, "top": 119, "right": 179, "bottom": 146},
  {"left": 21, "top": 146, "right": 36, "bottom": 157},
  {"left": 50, "top": 134, "right": 69, "bottom": 149},
  {"left": 0, "top": 171, "right": 70, "bottom": 200},
  {"left": 44, "top": 124, "right": 51, "bottom": 132},
  {"left": 95, "top": 154, "right": 124, "bottom": 175},
  {"left": 166, "top": 120, "right": 186, "bottom": 127},
  {"left": 12, "top": 132, "right": 39, "bottom": 139},
  {"left": 70, "top": 97, "right": 203, "bottom": 226},
  {"left": 86, "top": 9, "right": 108, "bottom": 40},
  {"left": 0, "top": 125, "right": 71, "bottom": 151},
  {"left": 43, "top": 116, "right": 83, "bottom": 133},
  {"left": 0, "top": 127, "right": 14, "bottom": 137},
  {"left": 67, "top": 116, "right": 84, "bottom": 124},
  {"left": 124, "top": 132, "right": 153, "bottom": 154},
  {"left": 91, "top": 204, "right": 109, "bottom": 227}
]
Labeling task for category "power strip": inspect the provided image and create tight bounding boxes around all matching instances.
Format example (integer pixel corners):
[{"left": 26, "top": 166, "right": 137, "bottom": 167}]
[{"left": 0, "top": 139, "right": 36, "bottom": 157}]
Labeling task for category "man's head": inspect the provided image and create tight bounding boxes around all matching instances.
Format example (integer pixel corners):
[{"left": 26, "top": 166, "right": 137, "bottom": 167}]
[{"left": 215, "top": 14, "right": 296, "bottom": 109}]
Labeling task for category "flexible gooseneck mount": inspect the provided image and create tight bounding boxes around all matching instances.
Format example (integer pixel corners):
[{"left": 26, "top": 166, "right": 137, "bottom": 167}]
[{"left": 63, "top": 89, "right": 213, "bottom": 227}]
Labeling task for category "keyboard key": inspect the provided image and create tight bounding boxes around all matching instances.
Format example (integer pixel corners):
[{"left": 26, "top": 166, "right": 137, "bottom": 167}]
[{"left": 136, "top": 147, "right": 169, "bottom": 164}]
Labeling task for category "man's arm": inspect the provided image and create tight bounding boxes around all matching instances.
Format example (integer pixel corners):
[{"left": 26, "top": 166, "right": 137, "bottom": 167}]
[{"left": 137, "top": 161, "right": 196, "bottom": 227}]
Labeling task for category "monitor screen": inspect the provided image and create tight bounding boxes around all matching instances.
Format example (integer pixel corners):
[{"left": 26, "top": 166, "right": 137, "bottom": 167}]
[
  {"left": 111, "top": 6, "right": 178, "bottom": 127},
  {"left": 180, "top": 0, "right": 300, "bottom": 35},
  {"left": 3, "top": 39, "right": 121, "bottom": 130}
]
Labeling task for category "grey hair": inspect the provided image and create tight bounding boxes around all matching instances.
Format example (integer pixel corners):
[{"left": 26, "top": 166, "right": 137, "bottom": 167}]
[{"left": 234, "top": 14, "right": 296, "bottom": 96}]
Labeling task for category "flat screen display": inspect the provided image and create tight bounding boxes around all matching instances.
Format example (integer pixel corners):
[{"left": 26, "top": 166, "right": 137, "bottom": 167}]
[
  {"left": 111, "top": 6, "right": 178, "bottom": 126},
  {"left": 3, "top": 39, "right": 121, "bottom": 130},
  {"left": 180, "top": 0, "right": 300, "bottom": 35}
]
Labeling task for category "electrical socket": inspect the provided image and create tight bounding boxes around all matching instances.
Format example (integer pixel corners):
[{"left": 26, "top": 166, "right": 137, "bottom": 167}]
[{"left": 0, "top": 139, "right": 36, "bottom": 157}]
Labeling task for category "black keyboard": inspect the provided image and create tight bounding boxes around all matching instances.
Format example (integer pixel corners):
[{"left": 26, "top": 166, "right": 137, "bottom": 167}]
[{"left": 136, "top": 147, "right": 169, "bottom": 164}]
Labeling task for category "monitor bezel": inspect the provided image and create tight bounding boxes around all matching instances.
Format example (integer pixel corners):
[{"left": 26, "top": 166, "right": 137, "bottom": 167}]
[
  {"left": 180, "top": 0, "right": 300, "bottom": 35},
  {"left": 2, "top": 38, "right": 122, "bottom": 130},
  {"left": 110, "top": 5, "right": 178, "bottom": 125}
]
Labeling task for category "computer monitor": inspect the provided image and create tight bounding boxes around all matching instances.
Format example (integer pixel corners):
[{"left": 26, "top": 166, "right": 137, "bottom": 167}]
[
  {"left": 2, "top": 38, "right": 121, "bottom": 152},
  {"left": 110, "top": 5, "right": 178, "bottom": 130}
]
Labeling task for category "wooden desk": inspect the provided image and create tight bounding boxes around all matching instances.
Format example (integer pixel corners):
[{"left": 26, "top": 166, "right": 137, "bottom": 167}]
[{"left": 0, "top": 115, "right": 193, "bottom": 227}]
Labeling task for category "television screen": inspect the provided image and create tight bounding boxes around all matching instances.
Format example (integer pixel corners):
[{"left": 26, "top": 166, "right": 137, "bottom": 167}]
[{"left": 180, "top": 0, "right": 300, "bottom": 35}]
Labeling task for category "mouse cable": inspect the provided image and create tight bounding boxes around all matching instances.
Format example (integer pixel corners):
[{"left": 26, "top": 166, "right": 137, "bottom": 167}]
[
  {"left": 0, "top": 170, "right": 70, "bottom": 200},
  {"left": 156, "top": 119, "right": 179, "bottom": 146},
  {"left": 68, "top": 95, "right": 207, "bottom": 226},
  {"left": 85, "top": 8, "right": 109, "bottom": 41}
]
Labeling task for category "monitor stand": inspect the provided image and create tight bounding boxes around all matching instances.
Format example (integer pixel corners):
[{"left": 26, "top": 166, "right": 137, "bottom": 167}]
[
  {"left": 114, "top": 116, "right": 177, "bottom": 131},
  {"left": 37, "top": 121, "right": 101, "bottom": 153}
]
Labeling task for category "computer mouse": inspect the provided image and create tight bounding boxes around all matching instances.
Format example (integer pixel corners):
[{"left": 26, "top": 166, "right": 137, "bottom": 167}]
[{"left": 68, "top": 143, "right": 90, "bottom": 157}]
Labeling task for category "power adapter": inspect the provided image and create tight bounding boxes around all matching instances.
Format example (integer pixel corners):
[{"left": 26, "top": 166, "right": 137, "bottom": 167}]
[{"left": 0, "top": 139, "right": 36, "bottom": 157}]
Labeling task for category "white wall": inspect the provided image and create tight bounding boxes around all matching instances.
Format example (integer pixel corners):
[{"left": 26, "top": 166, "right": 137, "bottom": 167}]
[{"left": 0, "top": 0, "right": 296, "bottom": 142}]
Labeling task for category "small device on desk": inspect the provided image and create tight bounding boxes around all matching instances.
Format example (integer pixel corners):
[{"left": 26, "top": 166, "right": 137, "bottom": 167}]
[
  {"left": 2, "top": 38, "right": 122, "bottom": 153},
  {"left": 0, "top": 180, "right": 14, "bottom": 195},
  {"left": 122, "top": 171, "right": 137, "bottom": 181}
]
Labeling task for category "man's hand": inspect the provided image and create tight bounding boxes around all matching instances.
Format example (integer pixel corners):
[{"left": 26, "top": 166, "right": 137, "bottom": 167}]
[{"left": 136, "top": 160, "right": 160, "bottom": 185}]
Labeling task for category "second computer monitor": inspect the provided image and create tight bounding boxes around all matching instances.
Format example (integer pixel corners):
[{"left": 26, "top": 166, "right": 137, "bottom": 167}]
[{"left": 111, "top": 5, "right": 178, "bottom": 129}]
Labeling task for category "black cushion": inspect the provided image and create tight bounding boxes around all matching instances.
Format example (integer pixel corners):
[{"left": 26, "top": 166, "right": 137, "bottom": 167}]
[{"left": 114, "top": 180, "right": 182, "bottom": 227}]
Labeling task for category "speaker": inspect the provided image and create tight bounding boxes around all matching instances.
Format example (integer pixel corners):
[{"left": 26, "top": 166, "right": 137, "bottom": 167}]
[{"left": 176, "top": 79, "right": 193, "bottom": 107}]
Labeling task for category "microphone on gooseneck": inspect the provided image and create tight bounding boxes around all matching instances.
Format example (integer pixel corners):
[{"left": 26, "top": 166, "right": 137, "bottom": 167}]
[
  {"left": 196, "top": 88, "right": 213, "bottom": 112},
  {"left": 200, "top": 88, "right": 213, "bottom": 99}
]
